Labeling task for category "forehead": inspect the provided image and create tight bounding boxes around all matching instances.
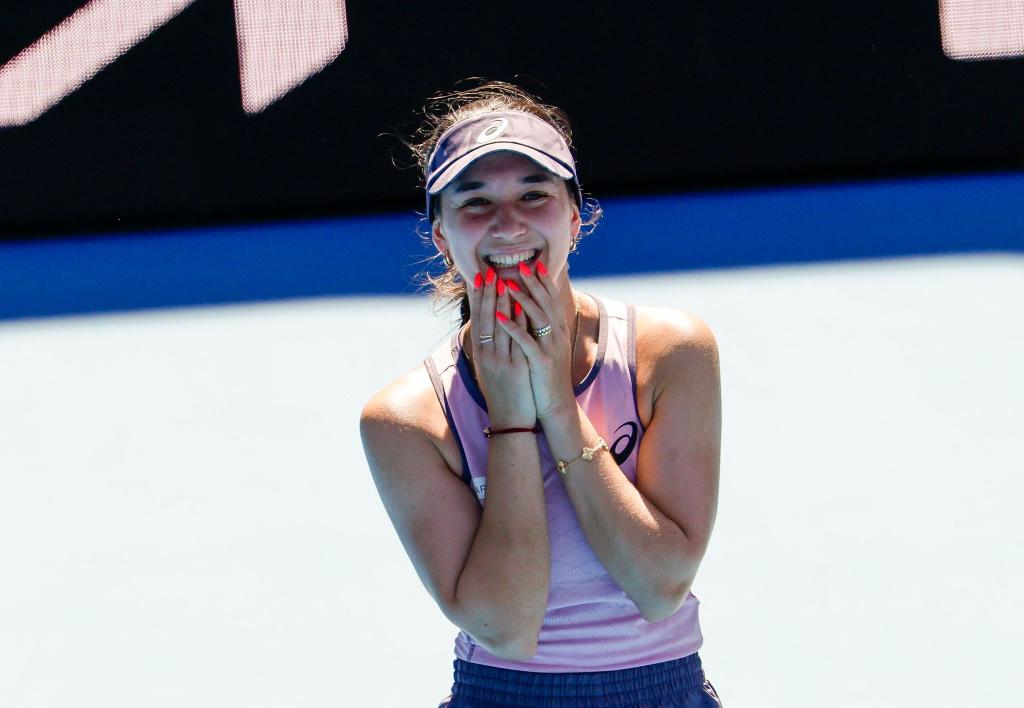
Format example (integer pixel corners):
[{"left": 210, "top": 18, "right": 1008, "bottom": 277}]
[{"left": 448, "top": 151, "right": 555, "bottom": 188}]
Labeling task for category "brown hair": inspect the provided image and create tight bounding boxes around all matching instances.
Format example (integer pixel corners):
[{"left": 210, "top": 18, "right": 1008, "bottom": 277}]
[{"left": 401, "top": 79, "right": 602, "bottom": 326}]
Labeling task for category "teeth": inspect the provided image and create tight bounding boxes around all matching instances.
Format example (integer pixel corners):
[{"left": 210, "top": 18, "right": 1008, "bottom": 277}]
[{"left": 488, "top": 250, "right": 537, "bottom": 267}]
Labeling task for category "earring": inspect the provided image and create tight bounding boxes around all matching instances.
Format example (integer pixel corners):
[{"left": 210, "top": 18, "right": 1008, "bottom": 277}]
[{"left": 442, "top": 251, "right": 454, "bottom": 268}]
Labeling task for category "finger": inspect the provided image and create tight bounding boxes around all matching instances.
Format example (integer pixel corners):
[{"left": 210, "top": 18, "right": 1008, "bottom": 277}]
[
  {"left": 493, "top": 277, "right": 512, "bottom": 357},
  {"left": 480, "top": 266, "right": 497, "bottom": 333},
  {"left": 516, "top": 259, "right": 561, "bottom": 331},
  {"left": 468, "top": 269, "right": 484, "bottom": 304},
  {"left": 474, "top": 266, "right": 498, "bottom": 355},
  {"left": 496, "top": 308, "right": 544, "bottom": 361},
  {"left": 466, "top": 269, "right": 483, "bottom": 325},
  {"left": 509, "top": 288, "right": 552, "bottom": 350},
  {"left": 531, "top": 258, "right": 562, "bottom": 314},
  {"left": 512, "top": 266, "right": 567, "bottom": 351},
  {"left": 506, "top": 281, "right": 547, "bottom": 330},
  {"left": 509, "top": 298, "right": 528, "bottom": 365}
]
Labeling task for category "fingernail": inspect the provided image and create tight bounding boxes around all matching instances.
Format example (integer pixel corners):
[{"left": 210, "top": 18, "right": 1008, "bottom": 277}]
[
  {"left": 474, "top": 272, "right": 483, "bottom": 289},
  {"left": 506, "top": 279, "right": 521, "bottom": 293},
  {"left": 485, "top": 267, "right": 496, "bottom": 285},
  {"left": 514, "top": 302, "right": 523, "bottom": 317},
  {"left": 497, "top": 278, "right": 506, "bottom": 296},
  {"left": 536, "top": 260, "right": 549, "bottom": 277},
  {"left": 496, "top": 311, "right": 509, "bottom": 323},
  {"left": 518, "top": 261, "right": 532, "bottom": 277}
]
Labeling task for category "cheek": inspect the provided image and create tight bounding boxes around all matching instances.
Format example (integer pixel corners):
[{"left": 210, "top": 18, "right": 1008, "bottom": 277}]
[
  {"left": 447, "top": 209, "right": 490, "bottom": 234},
  {"left": 442, "top": 227, "right": 483, "bottom": 265},
  {"left": 542, "top": 210, "right": 576, "bottom": 247}
]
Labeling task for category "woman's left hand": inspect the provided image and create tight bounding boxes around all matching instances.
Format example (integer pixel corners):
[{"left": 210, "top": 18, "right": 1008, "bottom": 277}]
[{"left": 495, "top": 260, "right": 577, "bottom": 422}]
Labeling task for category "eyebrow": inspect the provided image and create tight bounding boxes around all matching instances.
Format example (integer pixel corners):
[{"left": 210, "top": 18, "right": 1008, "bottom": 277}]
[{"left": 452, "top": 172, "right": 555, "bottom": 193}]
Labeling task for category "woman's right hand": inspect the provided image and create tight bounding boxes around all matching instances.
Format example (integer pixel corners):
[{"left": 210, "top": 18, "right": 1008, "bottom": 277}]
[{"left": 467, "top": 267, "right": 536, "bottom": 428}]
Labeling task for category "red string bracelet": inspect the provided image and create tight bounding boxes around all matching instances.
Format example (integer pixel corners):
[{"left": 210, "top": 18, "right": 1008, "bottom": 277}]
[{"left": 483, "top": 425, "right": 540, "bottom": 438}]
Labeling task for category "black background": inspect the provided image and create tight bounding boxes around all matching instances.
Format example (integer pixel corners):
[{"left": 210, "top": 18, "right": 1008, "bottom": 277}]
[{"left": 2, "top": 1, "right": 1022, "bottom": 240}]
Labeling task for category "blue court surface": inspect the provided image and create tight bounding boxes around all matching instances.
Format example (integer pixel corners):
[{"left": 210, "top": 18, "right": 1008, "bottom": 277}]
[{"left": 1, "top": 174, "right": 1021, "bottom": 706}]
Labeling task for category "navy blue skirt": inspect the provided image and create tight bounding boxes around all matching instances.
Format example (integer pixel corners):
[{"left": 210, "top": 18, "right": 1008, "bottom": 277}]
[{"left": 437, "top": 652, "right": 723, "bottom": 707}]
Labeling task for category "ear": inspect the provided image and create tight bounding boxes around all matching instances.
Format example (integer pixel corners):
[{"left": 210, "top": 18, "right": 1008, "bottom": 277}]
[
  {"left": 431, "top": 218, "right": 448, "bottom": 258},
  {"left": 569, "top": 201, "right": 582, "bottom": 240}
]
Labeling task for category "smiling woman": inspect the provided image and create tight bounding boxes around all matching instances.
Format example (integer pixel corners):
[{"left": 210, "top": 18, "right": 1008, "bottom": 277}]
[
  {"left": 405, "top": 82, "right": 602, "bottom": 329},
  {"left": 360, "top": 80, "right": 723, "bottom": 707}
]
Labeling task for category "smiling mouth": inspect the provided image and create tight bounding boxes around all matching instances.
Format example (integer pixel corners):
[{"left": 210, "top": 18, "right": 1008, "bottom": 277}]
[{"left": 485, "top": 249, "right": 540, "bottom": 269}]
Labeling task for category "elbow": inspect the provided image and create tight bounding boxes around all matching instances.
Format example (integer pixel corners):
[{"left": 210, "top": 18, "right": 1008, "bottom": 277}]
[
  {"left": 466, "top": 620, "right": 539, "bottom": 660},
  {"left": 638, "top": 600, "right": 677, "bottom": 624},
  {"left": 486, "top": 631, "right": 540, "bottom": 661},
  {"left": 637, "top": 581, "right": 691, "bottom": 624},
  {"left": 448, "top": 598, "right": 541, "bottom": 661},
  {"left": 484, "top": 612, "right": 542, "bottom": 660}
]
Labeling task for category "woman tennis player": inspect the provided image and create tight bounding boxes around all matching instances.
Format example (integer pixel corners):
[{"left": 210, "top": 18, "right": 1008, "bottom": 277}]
[{"left": 360, "top": 81, "right": 723, "bottom": 707}]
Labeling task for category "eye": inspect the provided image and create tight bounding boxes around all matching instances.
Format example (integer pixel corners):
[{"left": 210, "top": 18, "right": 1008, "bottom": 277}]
[
  {"left": 522, "top": 191, "right": 549, "bottom": 202},
  {"left": 459, "top": 197, "right": 489, "bottom": 208}
]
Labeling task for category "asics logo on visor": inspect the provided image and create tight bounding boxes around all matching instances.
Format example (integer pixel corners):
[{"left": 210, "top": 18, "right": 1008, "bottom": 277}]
[{"left": 476, "top": 117, "right": 509, "bottom": 143}]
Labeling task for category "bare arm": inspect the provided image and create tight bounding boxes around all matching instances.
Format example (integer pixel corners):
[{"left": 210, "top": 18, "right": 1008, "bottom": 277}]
[
  {"left": 360, "top": 373, "right": 550, "bottom": 659},
  {"left": 455, "top": 431, "right": 550, "bottom": 658},
  {"left": 499, "top": 263, "right": 722, "bottom": 623},
  {"left": 537, "top": 308, "right": 721, "bottom": 622}
]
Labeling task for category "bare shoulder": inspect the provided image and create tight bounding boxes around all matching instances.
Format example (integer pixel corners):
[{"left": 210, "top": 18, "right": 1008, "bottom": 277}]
[
  {"left": 635, "top": 305, "right": 718, "bottom": 357},
  {"left": 360, "top": 363, "right": 438, "bottom": 436},
  {"left": 633, "top": 305, "right": 721, "bottom": 424},
  {"left": 359, "top": 363, "right": 462, "bottom": 478}
]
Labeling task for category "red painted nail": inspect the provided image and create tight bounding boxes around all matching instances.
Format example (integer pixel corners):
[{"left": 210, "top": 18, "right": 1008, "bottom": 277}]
[
  {"left": 506, "top": 279, "right": 521, "bottom": 293},
  {"left": 536, "top": 260, "right": 549, "bottom": 277},
  {"left": 485, "top": 267, "right": 496, "bottom": 285},
  {"left": 496, "top": 311, "right": 509, "bottom": 323},
  {"left": 496, "top": 278, "right": 506, "bottom": 296},
  {"left": 518, "top": 261, "right": 532, "bottom": 277},
  {"left": 514, "top": 302, "right": 523, "bottom": 317},
  {"left": 474, "top": 272, "right": 483, "bottom": 289}
]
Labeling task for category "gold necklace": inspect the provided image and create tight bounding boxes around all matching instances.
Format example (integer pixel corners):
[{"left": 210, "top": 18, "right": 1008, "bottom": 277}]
[{"left": 569, "top": 292, "right": 582, "bottom": 388}]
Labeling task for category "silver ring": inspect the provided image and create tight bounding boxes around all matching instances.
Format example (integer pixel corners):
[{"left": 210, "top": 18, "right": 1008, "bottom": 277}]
[
  {"left": 531, "top": 324, "right": 552, "bottom": 337},
  {"left": 479, "top": 334, "right": 495, "bottom": 344}
]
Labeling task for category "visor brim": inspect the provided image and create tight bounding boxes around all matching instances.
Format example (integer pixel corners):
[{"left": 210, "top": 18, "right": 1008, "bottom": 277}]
[{"left": 427, "top": 142, "right": 575, "bottom": 196}]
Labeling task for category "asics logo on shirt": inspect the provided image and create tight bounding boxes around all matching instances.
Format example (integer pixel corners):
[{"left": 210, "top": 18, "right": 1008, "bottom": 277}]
[{"left": 610, "top": 421, "right": 639, "bottom": 466}]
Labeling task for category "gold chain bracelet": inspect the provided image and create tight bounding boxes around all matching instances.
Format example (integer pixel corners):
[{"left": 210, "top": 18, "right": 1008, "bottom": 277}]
[{"left": 556, "top": 438, "right": 609, "bottom": 477}]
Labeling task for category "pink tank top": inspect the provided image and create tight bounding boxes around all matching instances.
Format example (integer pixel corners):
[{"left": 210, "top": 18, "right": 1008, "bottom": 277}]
[{"left": 424, "top": 293, "right": 703, "bottom": 672}]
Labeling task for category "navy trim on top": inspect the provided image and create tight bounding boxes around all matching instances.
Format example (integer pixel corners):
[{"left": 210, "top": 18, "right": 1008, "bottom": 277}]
[
  {"left": 574, "top": 293, "right": 608, "bottom": 393},
  {"left": 424, "top": 353, "right": 473, "bottom": 488},
  {"left": 454, "top": 326, "right": 489, "bottom": 411},
  {"left": 455, "top": 291, "right": 608, "bottom": 412},
  {"left": 626, "top": 303, "right": 645, "bottom": 433}
]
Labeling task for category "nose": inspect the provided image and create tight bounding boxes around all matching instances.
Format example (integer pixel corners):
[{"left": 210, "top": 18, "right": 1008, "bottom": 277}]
[{"left": 489, "top": 201, "right": 526, "bottom": 239}]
